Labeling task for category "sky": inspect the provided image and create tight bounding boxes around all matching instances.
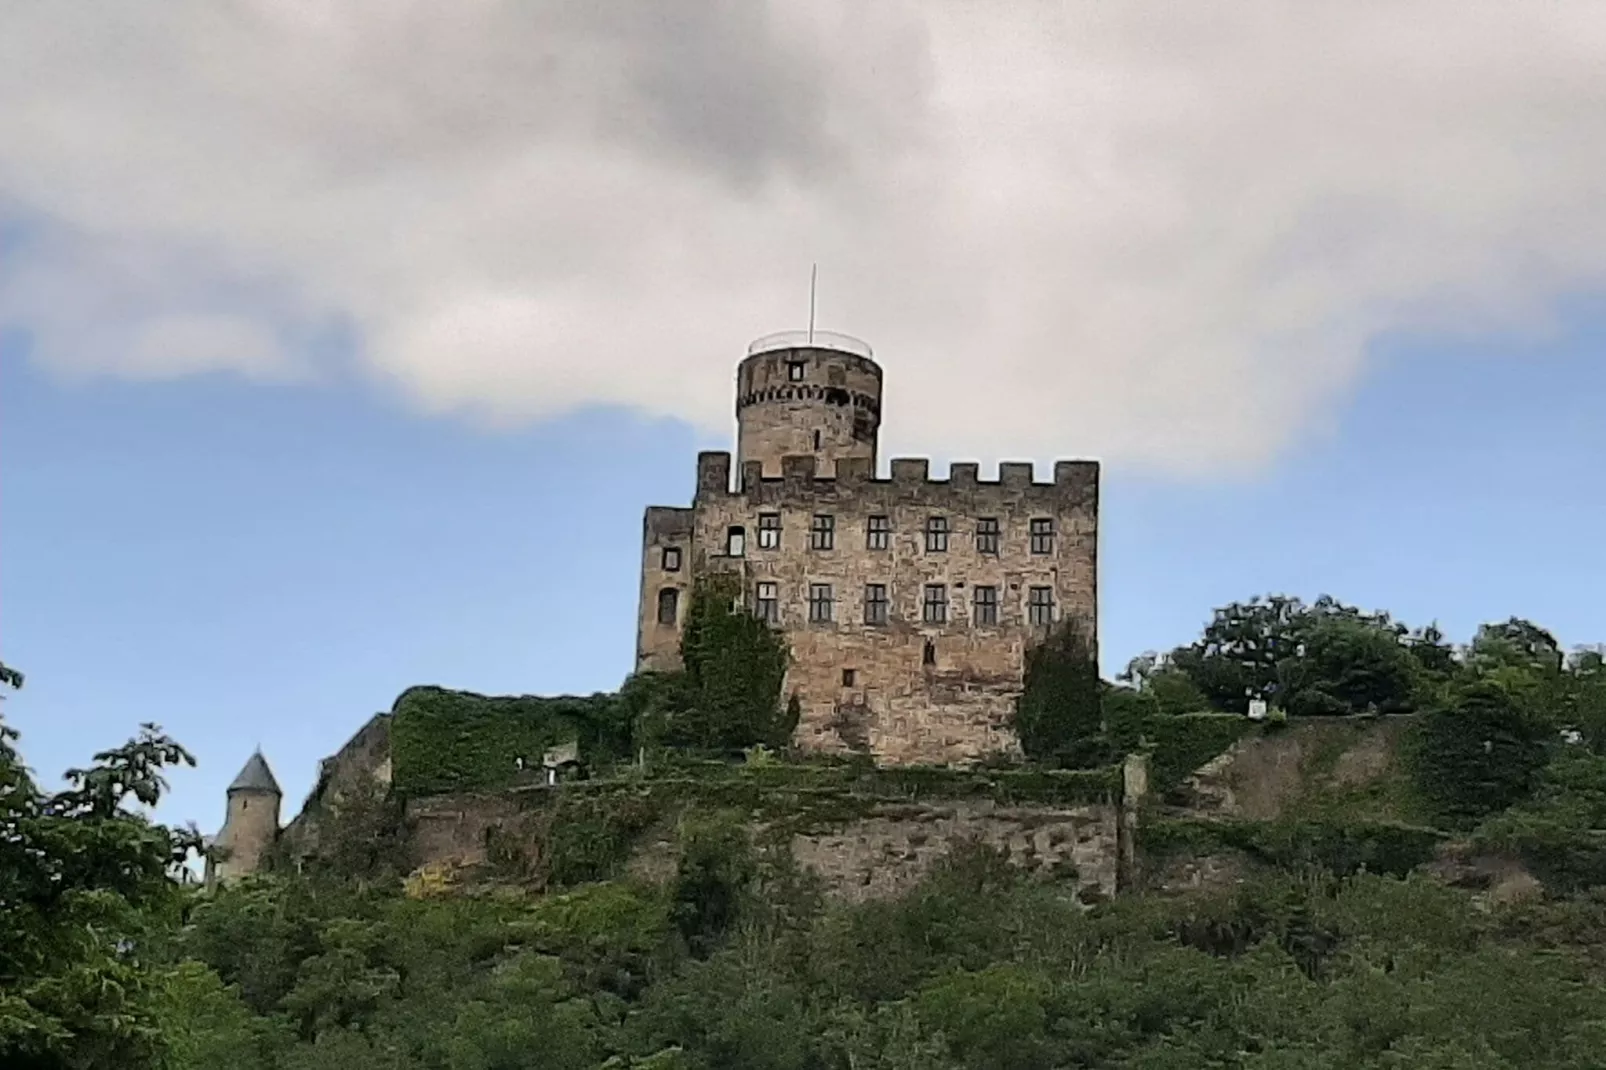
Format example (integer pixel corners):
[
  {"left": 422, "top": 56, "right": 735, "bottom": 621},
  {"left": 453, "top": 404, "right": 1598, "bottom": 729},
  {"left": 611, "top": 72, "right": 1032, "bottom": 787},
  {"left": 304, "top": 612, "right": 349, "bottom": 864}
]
[{"left": 1, "top": 2, "right": 1604, "bottom": 833}]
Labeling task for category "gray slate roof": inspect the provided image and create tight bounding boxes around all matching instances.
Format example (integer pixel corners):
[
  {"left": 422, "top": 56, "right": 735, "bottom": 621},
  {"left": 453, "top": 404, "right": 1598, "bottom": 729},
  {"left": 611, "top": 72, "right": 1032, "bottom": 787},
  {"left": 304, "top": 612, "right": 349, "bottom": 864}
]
[{"left": 228, "top": 751, "right": 281, "bottom": 795}]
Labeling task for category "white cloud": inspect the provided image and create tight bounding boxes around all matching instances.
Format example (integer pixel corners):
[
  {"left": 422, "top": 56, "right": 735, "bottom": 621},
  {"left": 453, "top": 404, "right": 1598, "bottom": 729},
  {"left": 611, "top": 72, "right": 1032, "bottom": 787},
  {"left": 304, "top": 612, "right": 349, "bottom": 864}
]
[{"left": 2, "top": 1, "right": 1604, "bottom": 474}]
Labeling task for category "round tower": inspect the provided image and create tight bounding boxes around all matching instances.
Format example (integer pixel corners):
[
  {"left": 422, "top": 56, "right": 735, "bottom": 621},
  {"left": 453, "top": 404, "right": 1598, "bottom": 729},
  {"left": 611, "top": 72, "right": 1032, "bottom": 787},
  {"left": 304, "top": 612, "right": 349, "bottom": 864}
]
[
  {"left": 735, "top": 330, "right": 882, "bottom": 481},
  {"left": 207, "top": 750, "right": 282, "bottom": 886}
]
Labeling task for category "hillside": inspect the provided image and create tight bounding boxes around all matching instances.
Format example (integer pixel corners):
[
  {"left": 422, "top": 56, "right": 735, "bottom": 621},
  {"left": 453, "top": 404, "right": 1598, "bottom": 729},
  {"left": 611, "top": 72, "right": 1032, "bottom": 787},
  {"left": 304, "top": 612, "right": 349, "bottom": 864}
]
[{"left": 6, "top": 596, "right": 1606, "bottom": 1069}]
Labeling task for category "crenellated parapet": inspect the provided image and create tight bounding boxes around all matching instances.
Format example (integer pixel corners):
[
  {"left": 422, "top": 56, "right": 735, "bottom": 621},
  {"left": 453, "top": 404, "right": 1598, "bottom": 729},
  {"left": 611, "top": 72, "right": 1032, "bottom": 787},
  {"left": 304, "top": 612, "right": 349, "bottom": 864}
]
[{"left": 695, "top": 450, "right": 1099, "bottom": 510}]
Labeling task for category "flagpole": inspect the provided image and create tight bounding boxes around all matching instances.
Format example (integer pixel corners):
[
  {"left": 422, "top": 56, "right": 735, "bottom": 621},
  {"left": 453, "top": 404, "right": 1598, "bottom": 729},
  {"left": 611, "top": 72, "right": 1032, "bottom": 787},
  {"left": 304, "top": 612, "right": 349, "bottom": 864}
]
[{"left": 808, "top": 263, "right": 817, "bottom": 344}]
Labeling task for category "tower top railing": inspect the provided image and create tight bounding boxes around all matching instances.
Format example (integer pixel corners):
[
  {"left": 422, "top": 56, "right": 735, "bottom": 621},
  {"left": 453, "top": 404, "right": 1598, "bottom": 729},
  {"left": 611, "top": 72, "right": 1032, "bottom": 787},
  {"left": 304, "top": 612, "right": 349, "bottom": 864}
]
[{"left": 746, "top": 329, "right": 874, "bottom": 359}]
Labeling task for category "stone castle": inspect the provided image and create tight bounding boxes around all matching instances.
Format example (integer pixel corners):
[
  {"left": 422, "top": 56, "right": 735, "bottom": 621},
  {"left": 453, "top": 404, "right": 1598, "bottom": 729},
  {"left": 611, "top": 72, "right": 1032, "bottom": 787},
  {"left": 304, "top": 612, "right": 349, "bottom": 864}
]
[
  {"left": 209, "top": 328, "right": 1100, "bottom": 882},
  {"left": 636, "top": 329, "right": 1099, "bottom": 765}
]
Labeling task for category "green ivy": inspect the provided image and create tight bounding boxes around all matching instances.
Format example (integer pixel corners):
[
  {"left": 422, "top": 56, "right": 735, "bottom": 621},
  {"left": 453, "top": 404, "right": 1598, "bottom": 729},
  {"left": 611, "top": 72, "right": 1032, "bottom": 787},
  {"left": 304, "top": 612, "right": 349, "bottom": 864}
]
[
  {"left": 390, "top": 686, "right": 634, "bottom": 797},
  {"left": 1136, "top": 713, "right": 1259, "bottom": 794},
  {"left": 1142, "top": 817, "right": 1445, "bottom": 878},
  {"left": 1408, "top": 681, "right": 1550, "bottom": 826},
  {"left": 1012, "top": 619, "right": 1103, "bottom": 764},
  {"left": 666, "top": 575, "right": 792, "bottom": 752}
]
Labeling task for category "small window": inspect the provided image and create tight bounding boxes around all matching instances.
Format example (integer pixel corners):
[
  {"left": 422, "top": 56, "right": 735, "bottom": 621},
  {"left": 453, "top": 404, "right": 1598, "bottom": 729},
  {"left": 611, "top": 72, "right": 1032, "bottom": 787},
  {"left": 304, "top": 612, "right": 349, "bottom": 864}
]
[
  {"left": 922, "top": 639, "right": 936, "bottom": 666},
  {"left": 726, "top": 526, "right": 745, "bottom": 557},
  {"left": 973, "top": 585, "right": 998, "bottom": 625},
  {"left": 661, "top": 546, "right": 682, "bottom": 572},
  {"left": 1030, "top": 518, "right": 1056, "bottom": 555},
  {"left": 810, "top": 514, "right": 835, "bottom": 550},
  {"left": 756, "top": 581, "right": 779, "bottom": 623},
  {"left": 787, "top": 360, "right": 806, "bottom": 381},
  {"left": 923, "top": 583, "right": 948, "bottom": 624},
  {"left": 976, "top": 518, "right": 1000, "bottom": 555},
  {"left": 866, "top": 515, "right": 891, "bottom": 551},
  {"left": 656, "top": 587, "right": 679, "bottom": 625},
  {"left": 758, "top": 512, "right": 781, "bottom": 550},
  {"left": 813, "top": 429, "right": 822, "bottom": 450},
  {"left": 1028, "top": 586, "right": 1055, "bottom": 626},
  {"left": 842, "top": 668, "right": 857, "bottom": 687},
  {"left": 925, "top": 516, "right": 949, "bottom": 553},
  {"left": 864, "top": 583, "right": 889, "bottom": 625},
  {"left": 808, "top": 583, "right": 834, "bottom": 623}
]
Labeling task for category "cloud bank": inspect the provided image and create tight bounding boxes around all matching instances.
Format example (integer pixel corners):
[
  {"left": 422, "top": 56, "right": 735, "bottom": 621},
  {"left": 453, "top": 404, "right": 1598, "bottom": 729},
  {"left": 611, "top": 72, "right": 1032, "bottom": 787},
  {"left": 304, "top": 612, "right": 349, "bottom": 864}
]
[{"left": 3, "top": 2, "right": 1604, "bottom": 474}]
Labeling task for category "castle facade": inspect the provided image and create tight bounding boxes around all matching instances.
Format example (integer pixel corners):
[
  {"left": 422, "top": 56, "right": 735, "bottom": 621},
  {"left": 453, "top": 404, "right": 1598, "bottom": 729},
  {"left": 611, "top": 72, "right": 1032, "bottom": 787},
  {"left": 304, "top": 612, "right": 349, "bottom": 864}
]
[{"left": 636, "top": 330, "right": 1100, "bottom": 765}]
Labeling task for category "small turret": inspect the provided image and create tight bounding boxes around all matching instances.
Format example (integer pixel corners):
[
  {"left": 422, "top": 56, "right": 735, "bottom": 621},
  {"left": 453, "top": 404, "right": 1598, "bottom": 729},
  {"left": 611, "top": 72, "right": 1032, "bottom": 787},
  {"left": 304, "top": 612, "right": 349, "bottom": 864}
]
[{"left": 206, "top": 750, "right": 282, "bottom": 887}]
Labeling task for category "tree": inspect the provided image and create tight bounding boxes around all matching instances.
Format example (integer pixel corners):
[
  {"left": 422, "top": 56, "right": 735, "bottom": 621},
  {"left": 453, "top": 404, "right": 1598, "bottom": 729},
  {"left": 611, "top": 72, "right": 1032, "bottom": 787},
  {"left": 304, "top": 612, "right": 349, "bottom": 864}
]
[
  {"left": 0, "top": 698, "right": 202, "bottom": 1070},
  {"left": 1411, "top": 681, "right": 1550, "bottom": 824},
  {"left": 1013, "top": 620, "right": 1103, "bottom": 764},
  {"left": 669, "top": 576, "right": 792, "bottom": 753}
]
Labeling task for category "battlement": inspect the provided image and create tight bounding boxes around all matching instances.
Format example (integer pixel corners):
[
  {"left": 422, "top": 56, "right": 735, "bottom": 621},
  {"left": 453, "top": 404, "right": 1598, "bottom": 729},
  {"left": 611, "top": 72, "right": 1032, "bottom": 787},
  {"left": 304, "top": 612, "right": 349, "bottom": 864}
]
[{"left": 695, "top": 451, "right": 1098, "bottom": 508}]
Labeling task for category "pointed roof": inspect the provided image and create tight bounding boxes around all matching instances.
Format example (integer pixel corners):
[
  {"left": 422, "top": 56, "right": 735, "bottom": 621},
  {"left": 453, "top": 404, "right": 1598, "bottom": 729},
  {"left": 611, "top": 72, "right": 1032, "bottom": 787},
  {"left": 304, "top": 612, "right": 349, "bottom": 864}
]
[{"left": 227, "top": 751, "right": 281, "bottom": 795}]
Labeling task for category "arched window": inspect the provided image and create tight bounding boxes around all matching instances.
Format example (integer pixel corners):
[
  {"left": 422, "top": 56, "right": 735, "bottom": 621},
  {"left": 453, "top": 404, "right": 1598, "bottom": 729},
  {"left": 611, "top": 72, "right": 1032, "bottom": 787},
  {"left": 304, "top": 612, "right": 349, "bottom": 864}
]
[{"left": 657, "top": 587, "right": 679, "bottom": 625}]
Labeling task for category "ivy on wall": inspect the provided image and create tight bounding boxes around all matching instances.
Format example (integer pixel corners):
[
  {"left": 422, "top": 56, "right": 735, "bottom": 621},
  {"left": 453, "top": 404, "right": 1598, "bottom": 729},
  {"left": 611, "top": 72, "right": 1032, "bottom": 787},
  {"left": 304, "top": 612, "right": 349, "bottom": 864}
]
[
  {"left": 390, "top": 686, "right": 634, "bottom": 797},
  {"left": 666, "top": 574, "right": 793, "bottom": 753},
  {"left": 1012, "top": 620, "right": 1103, "bottom": 765}
]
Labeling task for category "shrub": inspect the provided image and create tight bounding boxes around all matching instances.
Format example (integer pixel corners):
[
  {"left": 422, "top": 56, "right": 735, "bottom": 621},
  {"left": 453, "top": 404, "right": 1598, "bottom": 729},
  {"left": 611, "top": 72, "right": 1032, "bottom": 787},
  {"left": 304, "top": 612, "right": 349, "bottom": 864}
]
[
  {"left": 1410, "top": 681, "right": 1550, "bottom": 825},
  {"left": 1013, "top": 620, "right": 1103, "bottom": 765}
]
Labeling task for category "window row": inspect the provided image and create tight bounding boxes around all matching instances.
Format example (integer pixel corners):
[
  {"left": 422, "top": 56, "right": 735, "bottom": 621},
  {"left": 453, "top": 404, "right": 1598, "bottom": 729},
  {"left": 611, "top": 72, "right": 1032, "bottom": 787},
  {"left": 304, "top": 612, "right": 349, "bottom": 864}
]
[
  {"left": 726, "top": 514, "right": 1057, "bottom": 556},
  {"left": 754, "top": 581, "right": 1057, "bottom": 627}
]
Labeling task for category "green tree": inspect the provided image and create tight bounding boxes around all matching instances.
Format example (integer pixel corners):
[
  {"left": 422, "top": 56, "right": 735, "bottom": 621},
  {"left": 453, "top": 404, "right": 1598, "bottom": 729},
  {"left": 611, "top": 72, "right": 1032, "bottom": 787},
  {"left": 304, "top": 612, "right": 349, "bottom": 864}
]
[
  {"left": 670, "top": 576, "right": 791, "bottom": 752},
  {"left": 0, "top": 699, "right": 202, "bottom": 1070},
  {"left": 1411, "top": 681, "right": 1550, "bottom": 824},
  {"left": 1013, "top": 619, "right": 1103, "bottom": 764}
]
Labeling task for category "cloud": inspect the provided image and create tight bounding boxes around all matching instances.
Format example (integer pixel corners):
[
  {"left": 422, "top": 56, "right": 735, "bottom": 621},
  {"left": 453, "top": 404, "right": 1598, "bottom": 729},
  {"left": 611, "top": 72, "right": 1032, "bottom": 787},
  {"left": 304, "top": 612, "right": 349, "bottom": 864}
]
[{"left": 2, "top": 1, "right": 1604, "bottom": 475}]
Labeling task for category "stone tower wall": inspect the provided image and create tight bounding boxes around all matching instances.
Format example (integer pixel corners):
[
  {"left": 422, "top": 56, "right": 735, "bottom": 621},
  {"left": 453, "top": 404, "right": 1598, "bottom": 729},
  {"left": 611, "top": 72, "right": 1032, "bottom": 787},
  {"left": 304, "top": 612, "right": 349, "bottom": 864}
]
[
  {"left": 636, "top": 506, "right": 696, "bottom": 672},
  {"left": 210, "top": 789, "right": 280, "bottom": 884},
  {"left": 735, "top": 347, "right": 883, "bottom": 480}
]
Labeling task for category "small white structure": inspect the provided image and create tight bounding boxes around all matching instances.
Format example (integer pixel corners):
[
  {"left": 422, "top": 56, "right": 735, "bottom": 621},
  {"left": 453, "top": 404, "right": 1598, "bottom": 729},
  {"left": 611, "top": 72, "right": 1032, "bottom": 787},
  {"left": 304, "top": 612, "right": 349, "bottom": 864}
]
[{"left": 1247, "top": 699, "right": 1269, "bottom": 722}]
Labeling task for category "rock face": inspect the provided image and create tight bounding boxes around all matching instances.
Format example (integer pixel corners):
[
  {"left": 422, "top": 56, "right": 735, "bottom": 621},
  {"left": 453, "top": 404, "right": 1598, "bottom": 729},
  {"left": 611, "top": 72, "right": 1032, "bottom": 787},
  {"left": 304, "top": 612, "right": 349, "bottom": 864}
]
[{"left": 636, "top": 333, "right": 1100, "bottom": 767}]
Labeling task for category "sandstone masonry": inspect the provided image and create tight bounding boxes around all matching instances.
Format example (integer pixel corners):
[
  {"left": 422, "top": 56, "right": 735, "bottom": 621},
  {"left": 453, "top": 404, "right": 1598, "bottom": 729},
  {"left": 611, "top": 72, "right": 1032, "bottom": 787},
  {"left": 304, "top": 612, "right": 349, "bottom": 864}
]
[{"left": 636, "top": 330, "right": 1100, "bottom": 765}]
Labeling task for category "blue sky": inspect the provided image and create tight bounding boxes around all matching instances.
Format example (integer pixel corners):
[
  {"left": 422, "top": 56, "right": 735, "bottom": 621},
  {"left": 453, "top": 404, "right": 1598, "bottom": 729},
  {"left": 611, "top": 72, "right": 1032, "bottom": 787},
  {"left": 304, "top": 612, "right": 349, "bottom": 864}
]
[{"left": 4, "top": 306, "right": 1603, "bottom": 834}]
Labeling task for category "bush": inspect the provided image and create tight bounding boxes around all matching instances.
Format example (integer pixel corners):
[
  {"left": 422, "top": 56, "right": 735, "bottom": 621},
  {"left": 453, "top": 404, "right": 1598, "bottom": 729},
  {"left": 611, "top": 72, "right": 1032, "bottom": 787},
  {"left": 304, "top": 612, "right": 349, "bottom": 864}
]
[
  {"left": 1013, "top": 620, "right": 1103, "bottom": 765},
  {"left": 1410, "top": 681, "right": 1550, "bottom": 826},
  {"left": 667, "top": 575, "right": 792, "bottom": 752}
]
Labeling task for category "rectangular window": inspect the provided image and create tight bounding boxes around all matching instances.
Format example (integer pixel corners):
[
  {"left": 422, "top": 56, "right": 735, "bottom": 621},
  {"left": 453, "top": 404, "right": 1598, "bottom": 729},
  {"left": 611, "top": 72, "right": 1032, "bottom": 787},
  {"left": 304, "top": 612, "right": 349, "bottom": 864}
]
[
  {"left": 788, "top": 360, "right": 806, "bottom": 381},
  {"left": 758, "top": 512, "right": 781, "bottom": 550},
  {"left": 925, "top": 516, "right": 949, "bottom": 553},
  {"left": 973, "top": 585, "right": 998, "bottom": 625},
  {"left": 755, "top": 581, "right": 778, "bottom": 623},
  {"left": 810, "top": 514, "right": 835, "bottom": 550},
  {"left": 661, "top": 546, "right": 682, "bottom": 571},
  {"left": 864, "top": 583, "right": 889, "bottom": 625},
  {"left": 1028, "top": 586, "right": 1055, "bottom": 626},
  {"left": 808, "top": 583, "right": 834, "bottom": 623},
  {"left": 866, "top": 515, "right": 891, "bottom": 550},
  {"left": 923, "top": 583, "right": 948, "bottom": 624},
  {"left": 975, "top": 517, "right": 1000, "bottom": 555},
  {"left": 656, "top": 587, "right": 679, "bottom": 625},
  {"left": 1030, "top": 517, "right": 1055, "bottom": 555},
  {"left": 842, "top": 668, "right": 857, "bottom": 687},
  {"left": 726, "top": 526, "right": 745, "bottom": 557}
]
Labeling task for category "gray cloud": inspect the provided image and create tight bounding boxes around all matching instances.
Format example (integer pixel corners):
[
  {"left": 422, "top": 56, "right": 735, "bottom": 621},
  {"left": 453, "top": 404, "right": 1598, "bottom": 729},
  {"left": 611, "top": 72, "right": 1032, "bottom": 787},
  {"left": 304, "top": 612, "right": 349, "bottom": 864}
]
[{"left": 1, "top": 2, "right": 1603, "bottom": 475}]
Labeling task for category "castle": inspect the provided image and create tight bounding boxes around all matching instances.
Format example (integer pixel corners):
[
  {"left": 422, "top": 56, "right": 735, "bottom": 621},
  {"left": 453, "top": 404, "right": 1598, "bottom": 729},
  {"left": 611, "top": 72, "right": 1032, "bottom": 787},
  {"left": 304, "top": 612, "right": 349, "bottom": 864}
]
[
  {"left": 636, "top": 329, "right": 1100, "bottom": 765},
  {"left": 209, "top": 328, "right": 1100, "bottom": 883}
]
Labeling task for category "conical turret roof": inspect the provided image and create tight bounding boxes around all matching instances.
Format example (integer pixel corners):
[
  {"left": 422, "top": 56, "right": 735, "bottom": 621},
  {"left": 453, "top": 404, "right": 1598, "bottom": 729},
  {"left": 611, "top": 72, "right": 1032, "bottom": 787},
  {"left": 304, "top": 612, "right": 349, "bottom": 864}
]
[{"left": 227, "top": 750, "right": 281, "bottom": 795}]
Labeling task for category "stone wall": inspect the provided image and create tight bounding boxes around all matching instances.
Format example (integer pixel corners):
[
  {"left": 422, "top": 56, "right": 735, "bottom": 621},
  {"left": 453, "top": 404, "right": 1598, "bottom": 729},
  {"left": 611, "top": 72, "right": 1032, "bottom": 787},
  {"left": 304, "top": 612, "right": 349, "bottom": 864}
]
[
  {"left": 399, "top": 788, "right": 1123, "bottom": 906},
  {"left": 735, "top": 346, "right": 883, "bottom": 480},
  {"left": 279, "top": 712, "right": 394, "bottom": 859}
]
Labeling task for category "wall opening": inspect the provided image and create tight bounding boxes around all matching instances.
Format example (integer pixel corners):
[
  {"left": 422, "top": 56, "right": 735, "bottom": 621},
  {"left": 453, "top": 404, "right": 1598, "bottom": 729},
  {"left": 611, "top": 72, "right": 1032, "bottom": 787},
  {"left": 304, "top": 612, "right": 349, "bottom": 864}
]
[
  {"left": 657, "top": 587, "right": 679, "bottom": 625},
  {"left": 726, "top": 526, "right": 746, "bottom": 557},
  {"left": 842, "top": 668, "right": 856, "bottom": 687},
  {"left": 922, "top": 639, "right": 936, "bottom": 666}
]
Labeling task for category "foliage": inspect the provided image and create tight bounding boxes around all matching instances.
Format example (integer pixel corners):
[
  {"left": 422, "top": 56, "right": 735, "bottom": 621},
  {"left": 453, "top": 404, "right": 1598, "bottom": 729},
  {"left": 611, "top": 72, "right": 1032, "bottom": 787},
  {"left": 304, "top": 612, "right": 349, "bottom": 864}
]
[
  {"left": 1143, "top": 817, "right": 1447, "bottom": 878},
  {"left": 1013, "top": 619, "right": 1104, "bottom": 764},
  {"left": 667, "top": 575, "right": 792, "bottom": 753},
  {"left": 390, "top": 685, "right": 632, "bottom": 796},
  {"left": 1409, "top": 681, "right": 1551, "bottom": 825},
  {"left": 668, "top": 815, "right": 757, "bottom": 957},
  {"left": 0, "top": 706, "right": 203, "bottom": 1070}
]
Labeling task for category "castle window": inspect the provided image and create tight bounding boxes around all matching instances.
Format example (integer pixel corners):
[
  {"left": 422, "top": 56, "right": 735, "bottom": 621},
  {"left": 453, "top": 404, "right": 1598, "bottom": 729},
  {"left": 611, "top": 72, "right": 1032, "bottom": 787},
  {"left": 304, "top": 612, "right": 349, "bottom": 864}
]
[
  {"left": 923, "top": 638, "right": 936, "bottom": 666},
  {"left": 842, "top": 668, "right": 857, "bottom": 687},
  {"left": 657, "top": 587, "right": 680, "bottom": 625},
  {"left": 813, "top": 429, "right": 822, "bottom": 450},
  {"left": 866, "top": 515, "right": 891, "bottom": 550},
  {"left": 758, "top": 512, "right": 781, "bottom": 549},
  {"left": 661, "top": 546, "right": 682, "bottom": 572},
  {"left": 923, "top": 584, "right": 948, "bottom": 624},
  {"left": 788, "top": 360, "right": 806, "bottom": 381},
  {"left": 1030, "top": 517, "right": 1056, "bottom": 555},
  {"left": 925, "top": 516, "right": 949, "bottom": 553},
  {"left": 810, "top": 514, "right": 835, "bottom": 550},
  {"left": 864, "top": 583, "right": 889, "bottom": 625},
  {"left": 976, "top": 517, "right": 1000, "bottom": 555},
  {"left": 726, "top": 526, "right": 745, "bottom": 557},
  {"left": 1028, "top": 586, "right": 1055, "bottom": 626},
  {"left": 808, "top": 583, "right": 834, "bottom": 623},
  {"left": 756, "top": 581, "right": 779, "bottom": 623},
  {"left": 973, "top": 585, "right": 998, "bottom": 625}
]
